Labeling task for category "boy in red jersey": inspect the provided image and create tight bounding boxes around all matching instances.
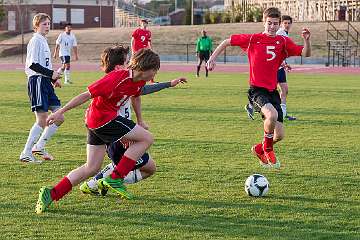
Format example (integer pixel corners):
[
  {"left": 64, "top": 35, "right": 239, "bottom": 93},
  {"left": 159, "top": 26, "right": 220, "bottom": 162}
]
[
  {"left": 207, "top": 7, "right": 311, "bottom": 169},
  {"left": 35, "top": 49, "right": 163, "bottom": 214},
  {"left": 131, "top": 19, "right": 152, "bottom": 55}
]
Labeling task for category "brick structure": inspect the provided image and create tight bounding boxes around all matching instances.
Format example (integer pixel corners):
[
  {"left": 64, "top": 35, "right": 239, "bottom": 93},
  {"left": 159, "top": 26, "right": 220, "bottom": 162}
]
[
  {"left": 224, "top": 0, "right": 360, "bottom": 21},
  {"left": 0, "top": 0, "right": 115, "bottom": 32}
]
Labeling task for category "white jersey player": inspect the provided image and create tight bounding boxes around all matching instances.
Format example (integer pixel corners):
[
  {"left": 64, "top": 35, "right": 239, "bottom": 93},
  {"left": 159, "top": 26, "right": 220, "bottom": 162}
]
[
  {"left": 276, "top": 15, "right": 296, "bottom": 121},
  {"left": 20, "top": 13, "right": 64, "bottom": 163},
  {"left": 54, "top": 22, "right": 78, "bottom": 84}
]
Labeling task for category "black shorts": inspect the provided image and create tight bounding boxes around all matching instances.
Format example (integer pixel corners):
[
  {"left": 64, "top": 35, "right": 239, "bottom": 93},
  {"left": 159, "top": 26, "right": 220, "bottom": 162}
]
[
  {"left": 277, "top": 68, "right": 287, "bottom": 83},
  {"left": 248, "top": 86, "right": 283, "bottom": 123},
  {"left": 198, "top": 51, "right": 210, "bottom": 61},
  {"left": 60, "top": 56, "right": 71, "bottom": 64},
  {"left": 106, "top": 140, "right": 149, "bottom": 169},
  {"left": 87, "top": 116, "right": 137, "bottom": 145}
]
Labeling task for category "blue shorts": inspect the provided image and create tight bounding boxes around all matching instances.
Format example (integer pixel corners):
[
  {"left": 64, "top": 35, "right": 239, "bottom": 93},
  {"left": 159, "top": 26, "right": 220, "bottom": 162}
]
[
  {"left": 60, "top": 56, "right": 71, "bottom": 64},
  {"left": 106, "top": 140, "right": 149, "bottom": 170},
  {"left": 27, "top": 75, "right": 61, "bottom": 112},
  {"left": 277, "top": 68, "right": 287, "bottom": 83}
]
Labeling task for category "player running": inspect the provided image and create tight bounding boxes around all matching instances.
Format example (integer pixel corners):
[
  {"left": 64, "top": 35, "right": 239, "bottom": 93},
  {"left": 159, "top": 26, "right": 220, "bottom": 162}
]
[
  {"left": 79, "top": 46, "right": 187, "bottom": 195},
  {"left": 53, "top": 22, "right": 78, "bottom": 84},
  {"left": 207, "top": 7, "right": 311, "bottom": 168}
]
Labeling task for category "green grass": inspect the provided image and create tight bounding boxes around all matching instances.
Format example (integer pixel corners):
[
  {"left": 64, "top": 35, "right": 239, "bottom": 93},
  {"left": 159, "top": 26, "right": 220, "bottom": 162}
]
[{"left": 0, "top": 70, "right": 359, "bottom": 239}]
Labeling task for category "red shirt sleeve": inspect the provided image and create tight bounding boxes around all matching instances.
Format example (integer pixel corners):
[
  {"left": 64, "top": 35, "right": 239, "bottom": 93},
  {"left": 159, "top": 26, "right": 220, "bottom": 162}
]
[
  {"left": 285, "top": 37, "right": 303, "bottom": 57},
  {"left": 87, "top": 71, "right": 122, "bottom": 98},
  {"left": 132, "top": 29, "right": 138, "bottom": 38},
  {"left": 230, "top": 34, "right": 253, "bottom": 51}
]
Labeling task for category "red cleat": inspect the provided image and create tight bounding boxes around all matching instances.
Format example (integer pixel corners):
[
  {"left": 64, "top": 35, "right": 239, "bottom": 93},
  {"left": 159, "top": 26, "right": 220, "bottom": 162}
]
[
  {"left": 263, "top": 150, "right": 281, "bottom": 169},
  {"left": 251, "top": 144, "right": 269, "bottom": 167}
]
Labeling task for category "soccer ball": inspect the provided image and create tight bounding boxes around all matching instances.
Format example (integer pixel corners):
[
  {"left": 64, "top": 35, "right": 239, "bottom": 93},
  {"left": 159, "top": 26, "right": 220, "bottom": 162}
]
[{"left": 244, "top": 174, "right": 269, "bottom": 197}]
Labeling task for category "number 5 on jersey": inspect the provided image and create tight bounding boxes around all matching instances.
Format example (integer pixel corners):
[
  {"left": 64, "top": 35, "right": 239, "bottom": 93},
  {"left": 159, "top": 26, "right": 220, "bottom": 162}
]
[{"left": 266, "top": 46, "right": 276, "bottom": 61}]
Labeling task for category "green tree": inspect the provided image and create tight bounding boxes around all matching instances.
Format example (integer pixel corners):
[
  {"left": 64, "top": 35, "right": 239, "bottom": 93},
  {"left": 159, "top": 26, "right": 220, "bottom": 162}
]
[{"left": 0, "top": 5, "right": 5, "bottom": 24}]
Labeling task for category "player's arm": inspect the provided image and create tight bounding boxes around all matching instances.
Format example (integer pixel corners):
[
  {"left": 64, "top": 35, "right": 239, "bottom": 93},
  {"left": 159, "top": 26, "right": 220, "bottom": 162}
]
[
  {"left": 196, "top": 38, "right": 200, "bottom": 56},
  {"left": 73, "top": 46, "right": 79, "bottom": 61},
  {"left": 47, "top": 91, "right": 91, "bottom": 125},
  {"left": 131, "top": 96, "right": 148, "bottom": 130},
  {"left": 73, "top": 36, "right": 79, "bottom": 60},
  {"left": 53, "top": 44, "right": 60, "bottom": 59},
  {"left": 148, "top": 39, "right": 152, "bottom": 50},
  {"left": 29, "top": 40, "right": 60, "bottom": 81},
  {"left": 131, "top": 37, "right": 136, "bottom": 54},
  {"left": 301, "top": 28, "right": 311, "bottom": 57},
  {"left": 141, "top": 77, "right": 187, "bottom": 95},
  {"left": 207, "top": 39, "right": 231, "bottom": 71}
]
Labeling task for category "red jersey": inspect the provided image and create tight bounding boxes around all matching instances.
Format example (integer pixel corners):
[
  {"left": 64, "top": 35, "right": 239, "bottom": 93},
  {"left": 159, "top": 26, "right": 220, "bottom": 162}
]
[
  {"left": 230, "top": 33, "right": 303, "bottom": 91},
  {"left": 132, "top": 28, "right": 151, "bottom": 52},
  {"left": 86, "top": 70, "right": 145, "bottom": 129}
]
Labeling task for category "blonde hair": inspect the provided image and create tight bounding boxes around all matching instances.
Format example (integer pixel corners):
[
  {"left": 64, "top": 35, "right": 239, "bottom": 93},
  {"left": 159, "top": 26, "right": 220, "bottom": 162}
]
[
  {"left": 32, "top": 13, "right": 51, "bottom": 30},
  {"left": 128, "top": 49, "right": 160, "bottom": 72}
]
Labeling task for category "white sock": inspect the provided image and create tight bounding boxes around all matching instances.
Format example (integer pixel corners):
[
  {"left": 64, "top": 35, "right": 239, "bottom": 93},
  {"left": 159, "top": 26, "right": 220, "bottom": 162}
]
[
  {"left": 23, "top": 123, "right": 43, "bottom": 154},
  {"left": 124, "top": 169, "right": 143, "bottom": 184},
  {"left": 34, "top": 123, "right": 59, "bottom": 150},
  {"left": 87, "top": 163, "right": 115, "bottom": 189},
  {"left": 87, "top": 179, "right": 98, "bottom": 190},
  {"left": 57, "top": 67, "right": 64, "bottom": 74},
  {"left": 280, "top": 103, "right": 287, "bottom": 118},
  {"left": 64, "top": 69, "right": 70, "bottom": 82}
]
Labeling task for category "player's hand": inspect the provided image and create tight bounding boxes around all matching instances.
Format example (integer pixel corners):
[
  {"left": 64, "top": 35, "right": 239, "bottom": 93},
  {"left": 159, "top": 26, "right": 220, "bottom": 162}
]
[
  {"left": 284, "top": 63, "right": 292, "bottom": 72},
  {"left": 47, "top": 111, "right": 64, "bottom": 125},
  {"left": 53, "top": 54, "right": 57, "bottom": 59},
  {"left": 52, "top": 71, "right": 61, "bottom": 81},
  {"left": 170, "top": 77, "right": 187, "bottom": 87},
  {"left": 53, "top": 79, "right": 62, "bottom": 88},
  {"left": 301, "top": 28, "right": 311, "bottom": 40},
  {"left": 138, "top": 120, "right": 149, "bottom": 130},
  {"left": 207, "top": 59, "right": 216, "bottom": 71}
]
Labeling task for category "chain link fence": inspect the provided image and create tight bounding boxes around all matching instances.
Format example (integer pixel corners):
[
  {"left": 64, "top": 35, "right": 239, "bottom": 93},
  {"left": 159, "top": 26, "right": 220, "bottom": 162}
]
[{"left": 0, "top": 42, "right": 337, "bottom": 65}]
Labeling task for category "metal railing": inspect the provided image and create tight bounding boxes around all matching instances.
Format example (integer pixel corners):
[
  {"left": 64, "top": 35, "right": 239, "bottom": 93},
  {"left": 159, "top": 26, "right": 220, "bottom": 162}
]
[{"left": 0, "top": 42, "right": 340, "bottom": 66}]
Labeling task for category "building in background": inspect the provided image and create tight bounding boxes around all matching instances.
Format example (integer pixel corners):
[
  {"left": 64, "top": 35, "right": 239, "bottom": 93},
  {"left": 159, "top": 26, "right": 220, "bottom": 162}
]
[
  {"left": 224, "top": 0, "right": 360, "bottom": 22},
  {"left": 0, "top": 0, "right": 115, "bottom": 32}
]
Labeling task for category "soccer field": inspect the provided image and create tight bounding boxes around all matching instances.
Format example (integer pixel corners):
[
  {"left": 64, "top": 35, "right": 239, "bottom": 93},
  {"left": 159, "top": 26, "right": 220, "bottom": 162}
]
[{"left": 0, "top": 70, "right": 359, "bottom": 239}]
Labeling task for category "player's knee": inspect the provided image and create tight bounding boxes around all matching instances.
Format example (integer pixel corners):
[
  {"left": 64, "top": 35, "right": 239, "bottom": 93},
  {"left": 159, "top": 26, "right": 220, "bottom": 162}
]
[
  {"left": 86, "top": 164, "right": 101, "bottom": 176},
  {"left": 266, "top": 110, "right": 278, "bottom": 122},
  {"left": 143, "top": 132, "right": 154, "bottom": 146},
  {"left": 147, "top": 160, "right": 157, "bottom": 175}
]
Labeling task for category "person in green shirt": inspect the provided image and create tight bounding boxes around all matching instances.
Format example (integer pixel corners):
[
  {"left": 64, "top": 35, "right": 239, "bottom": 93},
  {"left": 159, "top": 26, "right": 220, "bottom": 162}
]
[{"left": 196, "top": 30, "right": 213, "bottom": 77}]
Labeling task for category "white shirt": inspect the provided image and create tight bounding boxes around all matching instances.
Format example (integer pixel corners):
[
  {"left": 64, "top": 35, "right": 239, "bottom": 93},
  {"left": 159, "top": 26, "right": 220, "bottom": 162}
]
[
  {"left": 25, "top": 33, "right": 52, "bottom": 77},
  {"left": 276, "top": 28, "right": 289, "bottom": 68},
  {"left": 276, "top": 28, "right": 288, "bottom": 37},
  {"left": 56, "top": 32, "right": 77, "bottom": 57},
  {"left": 118, "top": 100, "right": 132, "bottom": 120}
]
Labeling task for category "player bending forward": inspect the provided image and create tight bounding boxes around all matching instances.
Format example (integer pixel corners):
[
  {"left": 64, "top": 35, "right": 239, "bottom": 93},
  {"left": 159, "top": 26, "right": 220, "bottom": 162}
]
[{"left": 80, "top": 46, "right": 187, "bottom": 195}]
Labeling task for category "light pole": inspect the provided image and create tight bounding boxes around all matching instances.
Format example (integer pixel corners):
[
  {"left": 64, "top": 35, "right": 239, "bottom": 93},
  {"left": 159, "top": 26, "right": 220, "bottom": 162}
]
[{"left": 191, "top": 0, "right": 194, "bottom": 25}]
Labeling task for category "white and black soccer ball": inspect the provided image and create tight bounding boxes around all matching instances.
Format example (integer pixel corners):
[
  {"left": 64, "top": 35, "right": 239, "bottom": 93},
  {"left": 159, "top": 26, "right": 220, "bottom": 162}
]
[{"left": 244, "top": 174, "right": 269, "bottom": 197}]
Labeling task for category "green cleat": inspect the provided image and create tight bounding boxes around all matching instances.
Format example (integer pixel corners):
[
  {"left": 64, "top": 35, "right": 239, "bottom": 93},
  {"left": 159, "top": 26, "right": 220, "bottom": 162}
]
[
  {"left": 79, "top": 182, "right": 99, "bottom": 196},
  {"left": 98, "top": 177, "right": 133, "bottom": 200},
  {"left": 97, "top": 179, "right": 109, "bottom": 196},
  {"left": 35, "top": 187, "right": 53, "bottom": 214}
]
